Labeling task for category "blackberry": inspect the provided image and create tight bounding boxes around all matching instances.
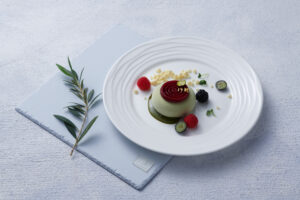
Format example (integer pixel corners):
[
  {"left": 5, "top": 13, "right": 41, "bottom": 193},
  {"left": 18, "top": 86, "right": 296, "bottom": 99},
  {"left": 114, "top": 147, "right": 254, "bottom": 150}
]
[{"left": 196, "top": 89, "right": 208, "bottom": 103}]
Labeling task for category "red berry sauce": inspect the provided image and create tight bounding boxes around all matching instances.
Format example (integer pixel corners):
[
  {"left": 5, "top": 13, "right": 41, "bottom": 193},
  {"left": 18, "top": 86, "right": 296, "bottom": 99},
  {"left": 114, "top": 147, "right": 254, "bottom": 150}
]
[{"left": 160, "top": 80, "right": 189, "bottom": 102}]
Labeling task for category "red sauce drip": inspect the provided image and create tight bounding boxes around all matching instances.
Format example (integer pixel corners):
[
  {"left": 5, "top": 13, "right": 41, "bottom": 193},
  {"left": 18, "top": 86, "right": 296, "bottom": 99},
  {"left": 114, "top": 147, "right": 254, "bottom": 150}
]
[{"left": 160, "top": 80, "right": 189, "bottom": 102}]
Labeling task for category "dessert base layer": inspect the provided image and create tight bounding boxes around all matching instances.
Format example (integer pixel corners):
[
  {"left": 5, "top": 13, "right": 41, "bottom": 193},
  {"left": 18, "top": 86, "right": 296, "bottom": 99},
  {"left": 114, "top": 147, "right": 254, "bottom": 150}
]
[{"left": 151, "top": 83, "right": 196, "bottom": 118}]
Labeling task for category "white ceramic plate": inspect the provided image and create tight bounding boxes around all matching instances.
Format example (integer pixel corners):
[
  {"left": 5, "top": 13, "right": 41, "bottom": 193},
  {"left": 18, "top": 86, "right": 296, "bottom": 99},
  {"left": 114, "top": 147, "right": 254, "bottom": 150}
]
[{"left": 103, "top": 37, "right": 263, "bottom": 156}]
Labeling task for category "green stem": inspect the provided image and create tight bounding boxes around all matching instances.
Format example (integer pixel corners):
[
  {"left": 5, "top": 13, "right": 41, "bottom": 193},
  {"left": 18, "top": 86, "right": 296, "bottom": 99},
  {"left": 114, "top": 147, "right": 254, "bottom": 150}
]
[
  {"left": 70, "top": 139, "right": 79, "bottom": 156},
  {"left": 70, "top": 80, "right": 89, "bottom": 156}
]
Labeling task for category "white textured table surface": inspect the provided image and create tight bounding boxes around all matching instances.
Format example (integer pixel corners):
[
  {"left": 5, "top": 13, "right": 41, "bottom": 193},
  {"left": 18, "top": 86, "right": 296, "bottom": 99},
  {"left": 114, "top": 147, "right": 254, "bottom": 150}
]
[{"left": 1, "top": 1, "right": 299, "bottom": 199}]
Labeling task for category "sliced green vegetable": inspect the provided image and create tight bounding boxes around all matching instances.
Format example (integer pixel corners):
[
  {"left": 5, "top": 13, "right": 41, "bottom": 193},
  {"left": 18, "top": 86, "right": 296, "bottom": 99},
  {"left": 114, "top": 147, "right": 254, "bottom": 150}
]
[
  {"left": 216, "top": 80, "right": 227, "bottom": 90},
  {"left": 175, "top": 121, "right": 187, "bottom": 133}
]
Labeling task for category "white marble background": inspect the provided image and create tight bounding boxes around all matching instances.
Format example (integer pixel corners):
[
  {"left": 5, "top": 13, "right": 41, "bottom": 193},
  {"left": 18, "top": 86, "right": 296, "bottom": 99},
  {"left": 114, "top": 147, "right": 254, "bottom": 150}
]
[{"left": 1, "top": 0, "right": 299, "bottom": 199}]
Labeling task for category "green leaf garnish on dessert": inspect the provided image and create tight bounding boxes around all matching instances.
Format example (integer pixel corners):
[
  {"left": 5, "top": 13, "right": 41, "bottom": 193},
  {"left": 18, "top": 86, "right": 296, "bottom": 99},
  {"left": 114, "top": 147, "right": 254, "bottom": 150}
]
[
  {"left": 206, "top": 109, "right": 215, "bottom": 117},
  {"left": 199, "top": 80, "right": 207, "bottom": 85},
  {"left": 198, "top": 73, "right": 209, "bottom": 79},
  {"left": 177, "top": 80, "right": 186, "bottom": 86}
]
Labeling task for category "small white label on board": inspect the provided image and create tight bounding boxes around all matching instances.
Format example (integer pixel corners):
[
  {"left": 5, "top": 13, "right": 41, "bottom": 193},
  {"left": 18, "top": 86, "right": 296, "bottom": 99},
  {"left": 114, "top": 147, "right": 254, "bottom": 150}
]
[{"left": 133, "top": 156, "right": 154, "bottom": 172}]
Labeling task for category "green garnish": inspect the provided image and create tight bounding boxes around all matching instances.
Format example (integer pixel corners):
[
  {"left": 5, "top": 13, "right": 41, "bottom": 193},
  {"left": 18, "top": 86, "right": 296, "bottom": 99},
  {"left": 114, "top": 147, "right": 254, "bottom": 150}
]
[
  {"left": 199, "top": 80, "right": 207, "bottom": 85},
  {"left": 198, "top": 73, "right": 209, "bottom": 78},
  {"left": 206, "top": 109, "right": 215, "bottom": 117},
  {"left": 177, "top": 80, "right": 186, "bottom": 86},
  {"left": 198, "top": 73, "right": 209, "bottom": 86},
  {"left": 202, "top": 73, "right": 209, "bottom": 78},
  {"left": 54, "top": 57, "right": 101, "bottom": 156}
]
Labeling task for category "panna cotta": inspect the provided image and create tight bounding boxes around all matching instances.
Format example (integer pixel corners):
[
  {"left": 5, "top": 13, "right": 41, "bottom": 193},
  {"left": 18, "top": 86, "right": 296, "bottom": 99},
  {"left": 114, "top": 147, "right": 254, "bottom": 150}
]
[{"left": 151, "top": 80, "right": 196, "bottom": 118}]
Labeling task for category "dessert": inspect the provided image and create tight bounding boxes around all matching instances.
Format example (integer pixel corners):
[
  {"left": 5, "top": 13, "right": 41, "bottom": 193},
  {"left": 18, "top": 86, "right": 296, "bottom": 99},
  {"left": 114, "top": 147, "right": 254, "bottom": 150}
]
[
  {"left": 151, "top": 80, "right": 196, "bottom": 118},
  {"left": 135, "top": 69, "right": 229, "bottom": 134}
]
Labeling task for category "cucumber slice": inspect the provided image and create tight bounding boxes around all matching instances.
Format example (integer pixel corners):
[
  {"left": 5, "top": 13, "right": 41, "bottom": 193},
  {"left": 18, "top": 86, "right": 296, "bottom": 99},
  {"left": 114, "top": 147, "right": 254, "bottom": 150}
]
[
  {"left": 175, "top": 121, "right": 187, "bottom": 133},
  {"left": 216, "top": 80, "right": 227, "bottom": 90}
]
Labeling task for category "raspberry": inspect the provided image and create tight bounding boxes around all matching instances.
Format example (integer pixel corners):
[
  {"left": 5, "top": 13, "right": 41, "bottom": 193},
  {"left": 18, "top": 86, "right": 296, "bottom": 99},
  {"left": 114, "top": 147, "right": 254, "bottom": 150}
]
[
  {"left": 184, "top": 114, "right": 198, "bottom": 128},
  {"left": 137, "top": 77, "right": 151, "bottom": 91}
]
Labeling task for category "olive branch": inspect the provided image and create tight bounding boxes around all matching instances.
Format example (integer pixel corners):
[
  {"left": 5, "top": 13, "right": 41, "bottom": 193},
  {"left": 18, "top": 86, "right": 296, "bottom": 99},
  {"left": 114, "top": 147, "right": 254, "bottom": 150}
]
[{"left": 54, "top": 57, "right": 101, "bottom": 156}]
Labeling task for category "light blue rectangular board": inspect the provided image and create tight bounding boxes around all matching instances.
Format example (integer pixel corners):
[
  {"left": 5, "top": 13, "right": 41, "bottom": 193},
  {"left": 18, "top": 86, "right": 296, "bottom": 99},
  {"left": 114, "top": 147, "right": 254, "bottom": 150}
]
[{"left": 16, "top": 25, "right": 172, "bottom": 190}]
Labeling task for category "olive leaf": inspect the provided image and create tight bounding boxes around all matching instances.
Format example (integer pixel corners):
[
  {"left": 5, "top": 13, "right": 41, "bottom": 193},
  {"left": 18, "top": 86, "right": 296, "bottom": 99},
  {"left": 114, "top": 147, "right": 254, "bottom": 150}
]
[
  {"left": 53, "top": 114, "right": 77, "bottom": 139},
  {"left": 79, "top": 68, "right": 84, "bottom": 80},
  {"left": 78, "top": 116, "right": 98, "bottom": 142},
  {"left": 67, "top": 57, "right": 73, "bottom": 69},
  {"left": 68, "top": 107, "right": 83, "bottom": 119},
  {"left": 90, "top": 99, "right": 101, "bottom": 109},
  {"left": 89, "top": 93, "right": 102, "bottom": 108},
  {"left": 88, "top": 89, "right": 94, "bottom": 102},
  {"left": 65, "top": 124, "right": 77, "bottom": 139},
  {"left": 53, "top": 114, "right": 77, "bottom": 127},
  {"left": 54, "top": 58, "right": 101, "bottom": 156},
  {"left": 56, "top": 64, "right": 72, "bottom": 77}
]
